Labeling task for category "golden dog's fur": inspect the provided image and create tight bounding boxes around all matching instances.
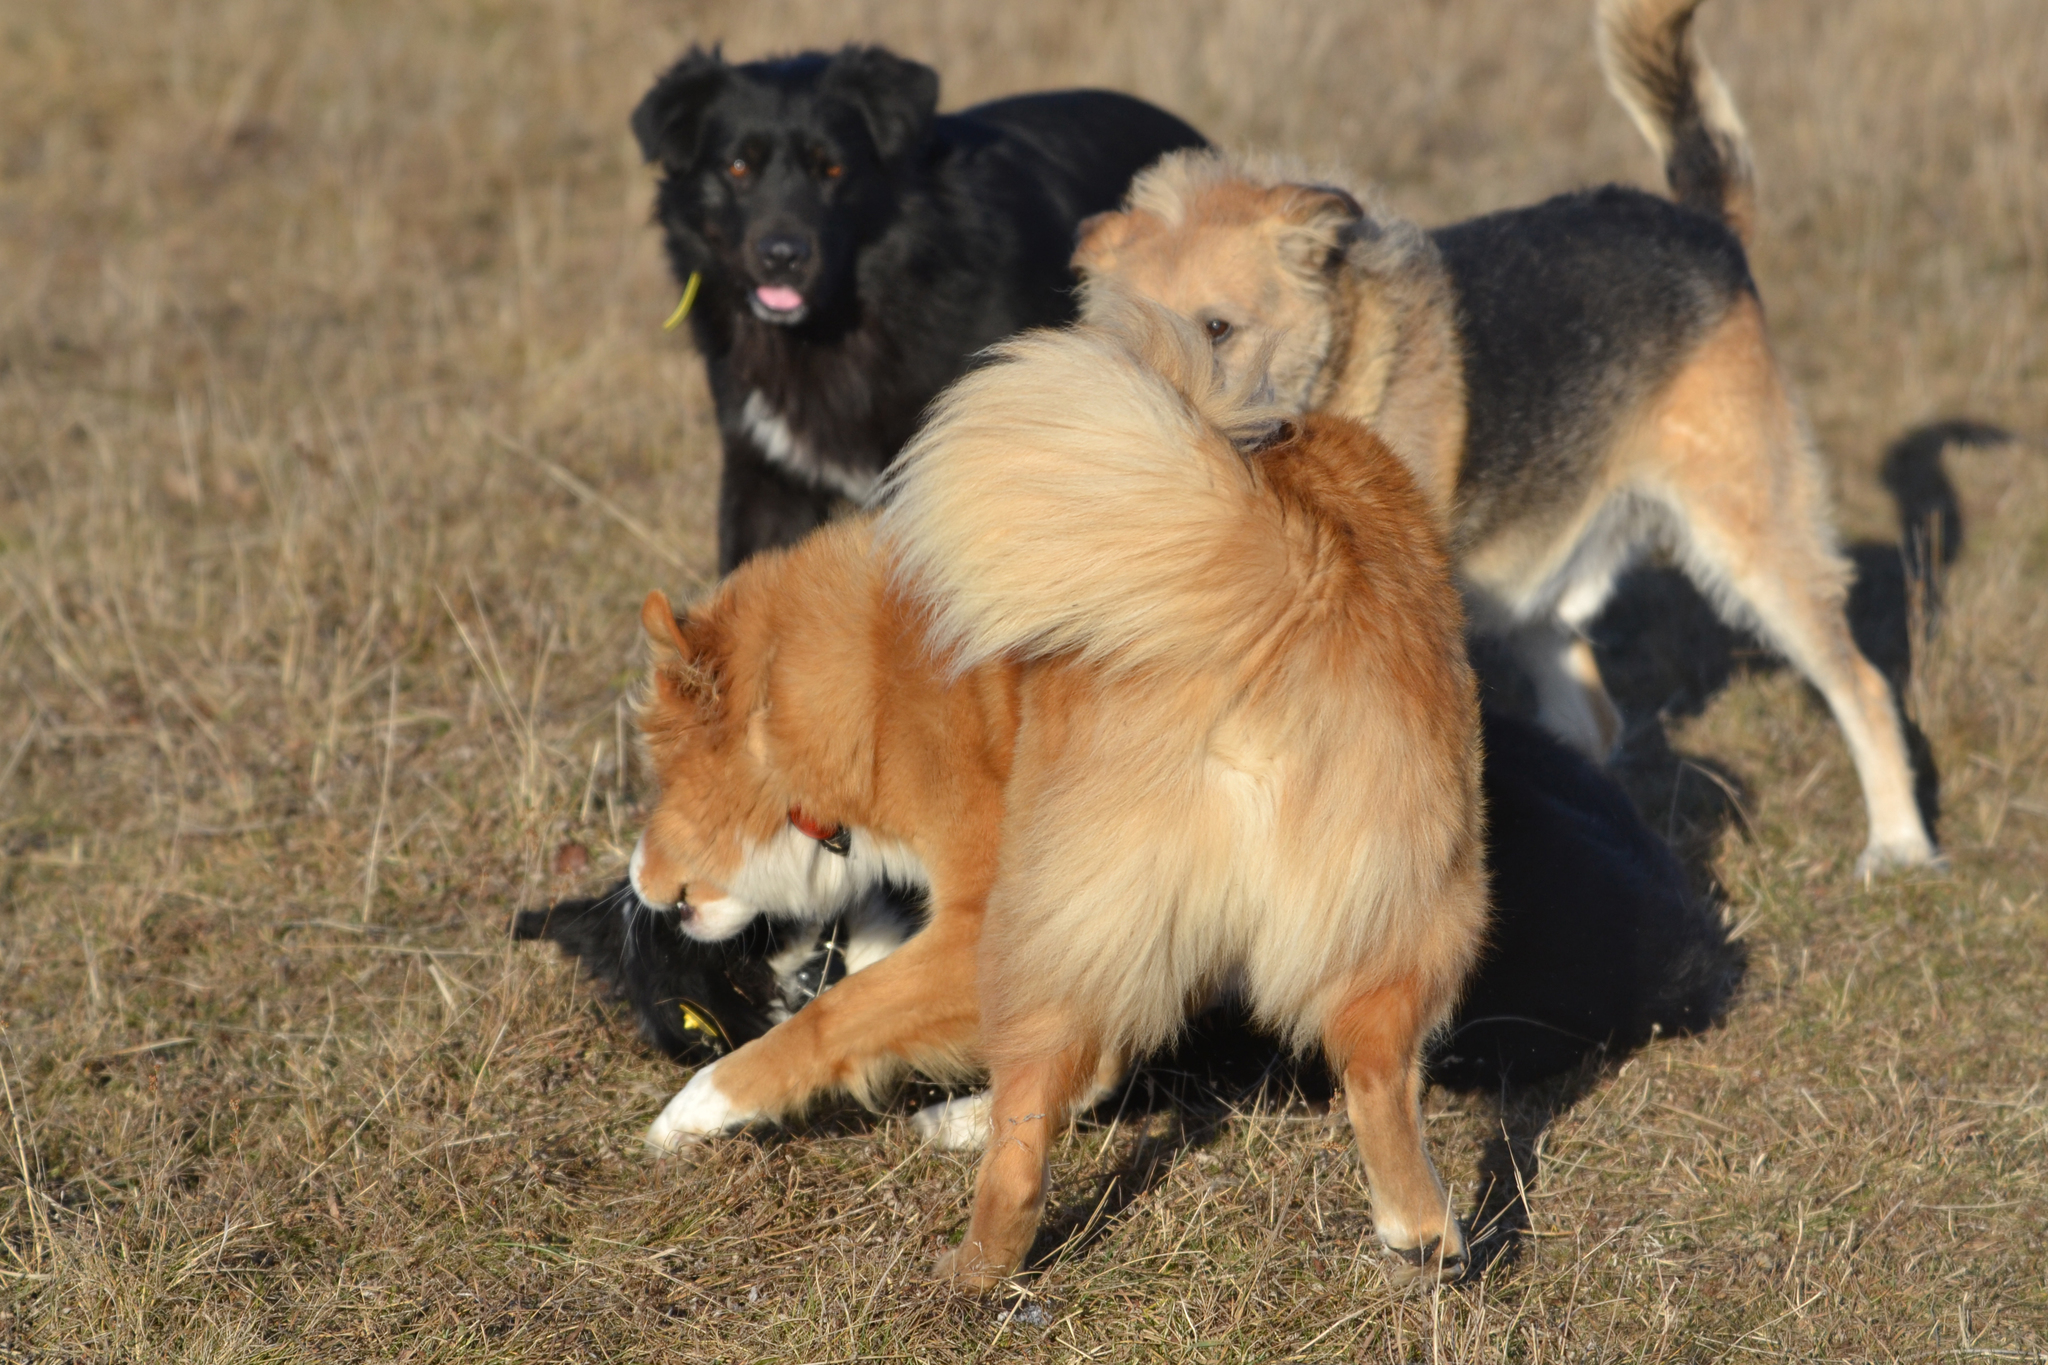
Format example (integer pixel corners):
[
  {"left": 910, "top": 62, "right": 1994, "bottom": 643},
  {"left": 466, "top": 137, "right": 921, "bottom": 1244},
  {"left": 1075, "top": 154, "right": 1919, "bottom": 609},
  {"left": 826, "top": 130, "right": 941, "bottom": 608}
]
[
  {"left": 1069, "top": 0, "right": 1937, "bottom": 877},
  {"left": 630, "top": 519, "right": 1010, "bottom": 1121},
  {"left": 630, "top": 299, "right": 1486, "bottom": 1288}
]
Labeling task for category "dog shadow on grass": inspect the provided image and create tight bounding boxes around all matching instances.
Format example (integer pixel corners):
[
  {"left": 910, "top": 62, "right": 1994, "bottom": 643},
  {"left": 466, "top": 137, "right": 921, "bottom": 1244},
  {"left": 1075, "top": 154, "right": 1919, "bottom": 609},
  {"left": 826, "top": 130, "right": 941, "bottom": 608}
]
[
  {"left": 1017, "top": 1013, "right": 1619, "bottom": 1280},
  {"left": 1458, "top": 1065, "right": 1603, "bottom": 1275},
  {"left": 1015, "top": 1027, "right": 1619, "bottom": 1282},
  {"left": 1023, "top": 1022, "right": 1333, "bottom": 1274},
  {"left": 1018, "top": 1026, "right": 1632, "bottom": 1282}
]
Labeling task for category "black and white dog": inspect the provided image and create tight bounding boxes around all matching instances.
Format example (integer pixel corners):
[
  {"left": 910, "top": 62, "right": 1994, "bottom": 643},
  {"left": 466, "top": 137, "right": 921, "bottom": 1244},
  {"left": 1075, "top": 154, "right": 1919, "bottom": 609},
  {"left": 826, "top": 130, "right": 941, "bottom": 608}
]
[
  {"left": 514, "top": 879, "right": 918, "bottom": 1067},
  {"left": 631, "top": 45, "right": 1206, "bottom": 571},
  {"left": 517, "top": 710, "right": 1744, "bottom": 1101}
]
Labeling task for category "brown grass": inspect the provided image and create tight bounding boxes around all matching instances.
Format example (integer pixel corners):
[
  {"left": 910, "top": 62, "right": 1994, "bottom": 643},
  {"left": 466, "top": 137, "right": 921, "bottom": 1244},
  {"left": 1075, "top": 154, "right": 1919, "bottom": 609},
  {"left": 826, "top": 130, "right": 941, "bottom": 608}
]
[{"left": 3, "top": 0, "right": 2046, "bottom": 1358}]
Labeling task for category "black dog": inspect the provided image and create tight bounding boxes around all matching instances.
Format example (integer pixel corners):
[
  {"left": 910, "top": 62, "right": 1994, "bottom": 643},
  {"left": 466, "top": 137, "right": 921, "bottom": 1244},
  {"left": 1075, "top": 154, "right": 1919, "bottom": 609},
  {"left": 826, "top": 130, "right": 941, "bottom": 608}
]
[
  {"left": 1430, "top": 708, "right": 1744, "bottom": 1088},
  {"left": 516, "top": 710, "right": 1743, "bottom": 1092},
  {"left": 514, "top": 884, "right": 787, "bottom": 1064},
  {"left": 631, "top": 46, "right": 1206, "bottom": 571},
  {"left": 513, "top": 882, "right": 922, "bottom": 1067}
]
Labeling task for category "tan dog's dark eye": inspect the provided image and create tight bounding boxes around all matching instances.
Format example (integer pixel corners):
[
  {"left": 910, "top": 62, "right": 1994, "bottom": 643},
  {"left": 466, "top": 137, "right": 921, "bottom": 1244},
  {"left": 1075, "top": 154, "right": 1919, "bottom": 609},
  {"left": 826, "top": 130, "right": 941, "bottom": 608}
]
[
  {"left": 1205, "top": 317, "right": 1232, "bottom": 342},
  {"left": 728, "top": 157, "right": 750, "bottom": 179}
]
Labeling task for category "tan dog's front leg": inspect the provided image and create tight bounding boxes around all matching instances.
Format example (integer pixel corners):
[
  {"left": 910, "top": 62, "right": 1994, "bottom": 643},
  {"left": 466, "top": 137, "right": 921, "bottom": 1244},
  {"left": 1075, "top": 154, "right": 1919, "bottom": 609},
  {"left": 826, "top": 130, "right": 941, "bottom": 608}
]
[
  {"left": 646, "top": 913, "right": 981, "bottom": 1151},
  {"left": 937, "top": 1033, "right": 1101, "bottom": 1291}
]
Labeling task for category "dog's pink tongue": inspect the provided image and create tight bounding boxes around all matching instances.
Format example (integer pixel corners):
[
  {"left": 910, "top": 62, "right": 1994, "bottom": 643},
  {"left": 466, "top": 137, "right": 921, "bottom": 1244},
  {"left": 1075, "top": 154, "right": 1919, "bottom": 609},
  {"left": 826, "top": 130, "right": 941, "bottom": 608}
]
[{"left": 755, "top": 285, "right": 804, "bottom": 312}]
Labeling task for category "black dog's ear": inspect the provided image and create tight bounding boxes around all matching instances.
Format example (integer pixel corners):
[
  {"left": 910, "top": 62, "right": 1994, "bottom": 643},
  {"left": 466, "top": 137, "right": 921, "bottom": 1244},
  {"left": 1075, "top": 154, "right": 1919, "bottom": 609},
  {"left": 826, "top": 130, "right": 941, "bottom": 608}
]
[
  {"left": 819, "top": 47, "right": 939, "bottom": 162},
  {"left": 633, "top": 46, "right": 729, "bottom": 168}
]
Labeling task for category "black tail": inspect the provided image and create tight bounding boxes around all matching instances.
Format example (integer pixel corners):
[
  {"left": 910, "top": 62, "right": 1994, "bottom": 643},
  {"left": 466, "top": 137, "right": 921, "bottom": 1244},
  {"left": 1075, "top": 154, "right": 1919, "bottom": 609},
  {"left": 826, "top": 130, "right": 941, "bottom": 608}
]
[{"left": 1881, "top": 419, "right": 2011, "bottom": 580}]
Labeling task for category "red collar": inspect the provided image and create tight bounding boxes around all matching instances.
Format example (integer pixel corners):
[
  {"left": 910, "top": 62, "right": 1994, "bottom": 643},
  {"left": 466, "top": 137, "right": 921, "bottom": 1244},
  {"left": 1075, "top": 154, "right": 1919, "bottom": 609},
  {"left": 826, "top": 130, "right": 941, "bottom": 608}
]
[{"left": 788, "top": 806, "right": 852, "bottom": 856}]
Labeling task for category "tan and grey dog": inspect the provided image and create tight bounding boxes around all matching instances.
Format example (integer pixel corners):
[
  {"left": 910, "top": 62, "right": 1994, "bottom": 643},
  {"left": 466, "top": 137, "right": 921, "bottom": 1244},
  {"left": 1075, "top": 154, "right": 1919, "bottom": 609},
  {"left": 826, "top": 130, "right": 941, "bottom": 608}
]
[{"left": 1072, "top": 0, "right": 1936, "bottom": 876}]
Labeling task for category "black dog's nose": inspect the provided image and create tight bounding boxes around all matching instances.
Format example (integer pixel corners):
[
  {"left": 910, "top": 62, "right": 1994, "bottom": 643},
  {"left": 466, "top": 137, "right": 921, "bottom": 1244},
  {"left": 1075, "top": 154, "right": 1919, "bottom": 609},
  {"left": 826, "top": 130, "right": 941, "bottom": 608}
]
[{"left": 756, "top": 234, "right": 811, "bottom": 272}]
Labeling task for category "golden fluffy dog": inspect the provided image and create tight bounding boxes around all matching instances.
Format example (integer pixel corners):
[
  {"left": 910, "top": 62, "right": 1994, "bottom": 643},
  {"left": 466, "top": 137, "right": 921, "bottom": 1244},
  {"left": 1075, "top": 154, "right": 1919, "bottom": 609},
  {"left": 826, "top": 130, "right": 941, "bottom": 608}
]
[
  {"left": 630, "top": 298, "right": 1486, "bottom": 1287},
  {"left": 1070, "top": 0, "right": 1936, "bottom": 877}
]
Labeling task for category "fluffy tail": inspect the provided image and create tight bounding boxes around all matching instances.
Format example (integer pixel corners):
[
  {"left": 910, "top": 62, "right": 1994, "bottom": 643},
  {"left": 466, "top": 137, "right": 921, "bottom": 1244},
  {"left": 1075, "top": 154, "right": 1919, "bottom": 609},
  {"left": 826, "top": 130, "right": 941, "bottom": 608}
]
[
  {"left": 877, "top": 292, "right": 1294, "bottom": 674},
  {"left": 1596, "top": 0, "right": 1757, "bottom": 243}
]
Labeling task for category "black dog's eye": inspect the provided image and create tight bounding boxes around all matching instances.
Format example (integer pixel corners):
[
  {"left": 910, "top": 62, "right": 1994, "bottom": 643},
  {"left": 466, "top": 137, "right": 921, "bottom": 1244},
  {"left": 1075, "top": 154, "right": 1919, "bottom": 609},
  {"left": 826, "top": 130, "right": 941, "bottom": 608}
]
[
  {"left": 821, "top": 163, "right": 842, "bottom": 180},
  {"left": 1205, "top": 317, "right": 1233, "bottom": 342},
  {"left": 727, "top": 157, "right": 750, "bottom": 179}
]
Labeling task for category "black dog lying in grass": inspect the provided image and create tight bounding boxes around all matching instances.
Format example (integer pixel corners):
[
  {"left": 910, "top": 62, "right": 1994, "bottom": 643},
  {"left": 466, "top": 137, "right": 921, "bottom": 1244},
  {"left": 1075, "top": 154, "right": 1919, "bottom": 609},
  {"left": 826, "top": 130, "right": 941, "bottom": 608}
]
[
  {"left": 515, "top": 710, "right": 1743, "bottom": 1097},
  {"left": 631, "top": 45, "right": 1205, "bottom": 571},
  {"left": 1435, "top": 709, "right": 1742, "bottom": 1087}
]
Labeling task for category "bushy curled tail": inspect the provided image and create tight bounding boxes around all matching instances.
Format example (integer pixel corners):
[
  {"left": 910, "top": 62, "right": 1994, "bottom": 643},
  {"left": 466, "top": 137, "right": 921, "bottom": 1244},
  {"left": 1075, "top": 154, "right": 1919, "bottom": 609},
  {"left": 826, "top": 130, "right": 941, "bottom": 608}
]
[
  {"left": 1596, "top": 0, "right": 1757, "bottom": 243},
  {"left": 877, "top": 291, "right": 1294, "bottom": 674}
]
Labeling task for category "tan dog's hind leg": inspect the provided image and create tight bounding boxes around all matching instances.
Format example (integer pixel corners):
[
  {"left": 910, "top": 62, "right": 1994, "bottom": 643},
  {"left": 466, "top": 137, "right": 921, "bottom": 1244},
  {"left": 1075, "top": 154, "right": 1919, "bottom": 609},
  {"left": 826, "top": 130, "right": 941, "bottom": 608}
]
[
  {"left": 938, "top": 1028, "right": 1102, "bottom": 1291},
  {"left": 646, "top": 914, "right": 982, "bottom": 1152},
  {"left": 1680, "top": 510, "right": 1934, "bottom": 875},
  {"left": 1510, "top": 619, "right": 1623, "bottom": 761},
  {"left": 1325, "top": 973, "right": 1466, "bottom": 1282},
  {"left": 1650, "top": 303, "right": 1937, "bottom": 876}
]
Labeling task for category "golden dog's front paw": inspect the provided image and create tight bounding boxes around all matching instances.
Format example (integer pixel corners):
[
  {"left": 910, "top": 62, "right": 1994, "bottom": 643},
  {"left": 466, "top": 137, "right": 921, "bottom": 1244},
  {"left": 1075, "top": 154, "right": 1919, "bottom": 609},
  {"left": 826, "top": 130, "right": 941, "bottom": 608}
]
[
  {"left": 934, "top": 1242, "right": 1013, "bottom": 1294},
  {"left": 644, "top": 1061, "right": 757, "bottom": 1154},
  {"left": 1380, "top": 1233, "right": 1471, "bottom": 1288},
  {"left": 1854, "top": 837, "right": 1945, "bottom": 881}
]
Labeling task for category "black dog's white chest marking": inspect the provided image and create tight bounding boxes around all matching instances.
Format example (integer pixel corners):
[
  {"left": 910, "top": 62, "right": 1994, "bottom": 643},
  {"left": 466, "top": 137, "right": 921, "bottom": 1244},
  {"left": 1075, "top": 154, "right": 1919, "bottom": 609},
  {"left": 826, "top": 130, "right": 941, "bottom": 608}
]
[{"left": 741, "top": 391, "right": 880, "bottom": 501}]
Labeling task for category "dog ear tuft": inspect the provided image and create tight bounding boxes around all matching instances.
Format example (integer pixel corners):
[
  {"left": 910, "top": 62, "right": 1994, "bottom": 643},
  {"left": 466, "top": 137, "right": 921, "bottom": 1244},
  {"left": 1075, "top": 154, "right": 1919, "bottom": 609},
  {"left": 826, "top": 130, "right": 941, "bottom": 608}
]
[
  {"left": 820, "top": 47, "right": 939, "bottom": 163},
  {"left": 642, "top": 591, "right": 721, "bottom": 702},
  {"left": 633, "top": 47, "right": 729, "bottom": 168},
  {"left": 1284, "top": 184, "right": 1363, "bottom": 227},
  {"left": 1071, "top": 210, "right": 1136, "bottom": 274},
  {"left": 641, "top": 590, "right": 690, "bottom": 660},
  {"left": 1274, "top": 183, "right": 1365, "bottom": 276},
  {"left": 1339, "top": 214, "right": 1387, "bottom": 247}
]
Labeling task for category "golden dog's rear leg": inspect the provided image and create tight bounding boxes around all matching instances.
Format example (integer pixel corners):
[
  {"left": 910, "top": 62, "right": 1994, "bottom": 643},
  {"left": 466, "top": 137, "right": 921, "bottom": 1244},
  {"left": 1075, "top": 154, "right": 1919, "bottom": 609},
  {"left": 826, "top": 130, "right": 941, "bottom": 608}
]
[
  {"left": 937, "top": 1027, "right": 1102, "bottom": 1291},
  {"left": 1325, "top": 974, "right": 1466, "bottom": 1281},
  {"left": 646, "top": 914, "right": 981, "bottom": 1151}
]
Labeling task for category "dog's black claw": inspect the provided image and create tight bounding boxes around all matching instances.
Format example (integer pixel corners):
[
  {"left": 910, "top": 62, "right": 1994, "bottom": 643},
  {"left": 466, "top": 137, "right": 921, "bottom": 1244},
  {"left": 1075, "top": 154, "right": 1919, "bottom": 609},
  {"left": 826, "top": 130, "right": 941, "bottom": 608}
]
[
  {"left": 1389, "top": 1237, "right": 1439, "bottom": 1268},
  {"left": 1384, "top": 1235, "right": 1472, "bottom": 1285}
]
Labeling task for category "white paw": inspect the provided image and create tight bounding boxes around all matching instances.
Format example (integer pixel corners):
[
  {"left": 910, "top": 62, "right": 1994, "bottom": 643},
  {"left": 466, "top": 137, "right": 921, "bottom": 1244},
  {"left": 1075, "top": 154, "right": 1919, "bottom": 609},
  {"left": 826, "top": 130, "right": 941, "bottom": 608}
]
[
  {"left": 910, "top": 1092, "right": 992, "bottom": 1151},
  {"left": 645, "top": 1062, "right": 756, "bottom": 1153},
  {"left": 1854, "top": 836, "right": 1943, "bottom": 880}
]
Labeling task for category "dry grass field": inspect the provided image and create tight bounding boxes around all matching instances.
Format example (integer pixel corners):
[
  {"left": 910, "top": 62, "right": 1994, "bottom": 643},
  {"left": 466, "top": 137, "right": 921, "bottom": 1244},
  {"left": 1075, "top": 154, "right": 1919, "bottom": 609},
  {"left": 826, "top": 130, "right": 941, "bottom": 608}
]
[{"left": 4, "top": 0, "right": 2046, "bottom": 1358}]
